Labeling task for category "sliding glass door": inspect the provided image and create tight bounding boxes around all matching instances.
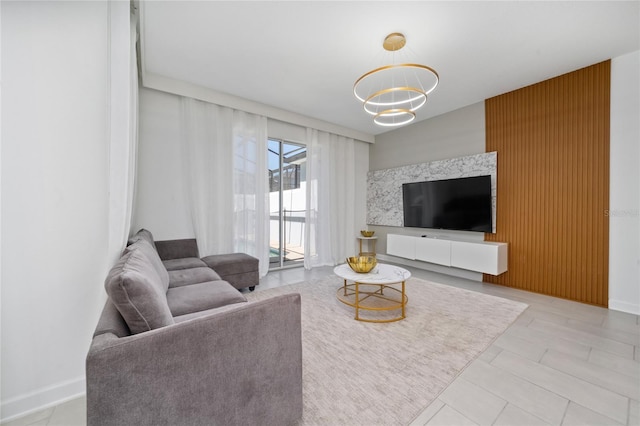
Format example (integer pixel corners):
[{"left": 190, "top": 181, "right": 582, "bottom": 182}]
[{"left": 268, "top": 139, "right": 307, "bottom": 269}]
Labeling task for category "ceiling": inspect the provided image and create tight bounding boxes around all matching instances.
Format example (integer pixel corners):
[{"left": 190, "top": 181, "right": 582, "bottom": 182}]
[{"left": 139, "top": 1, "right": 640, "bottom": 137}]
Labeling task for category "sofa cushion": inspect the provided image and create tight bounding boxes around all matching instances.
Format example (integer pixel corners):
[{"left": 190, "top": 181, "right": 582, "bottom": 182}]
[
  {"left": 168, "top": 267, "right": 221, "bottom": 288},
  {"left": 166, "top": 281, "right": 247, "bottom": 317},
  {"left": 104, "top": 249, "right": 174, "bottom": 334},
  {"left": 172, "top": 303, "right": 247, "bottom": 323},
  {"left": 125, "top": 239, "right": 170, "bottom": 292},
  {"left": 155, "top": 239, "right": 200, "bottom": 260},
  {"left": 163, "top": 257, "right": 208, "bottom": 271},
  {"left": 93, "top": 301, "right": 131, "bottom": 338}
]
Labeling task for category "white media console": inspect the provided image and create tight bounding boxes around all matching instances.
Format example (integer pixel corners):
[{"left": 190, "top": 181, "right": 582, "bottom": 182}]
[{"left": 387, "top": 234, "right": 508, "bottom": 276}]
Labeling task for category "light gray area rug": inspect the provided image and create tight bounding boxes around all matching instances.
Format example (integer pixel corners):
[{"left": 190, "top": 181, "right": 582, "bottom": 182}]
[{"left": 246, "top": 275, "right": 528, "bottom": 426}]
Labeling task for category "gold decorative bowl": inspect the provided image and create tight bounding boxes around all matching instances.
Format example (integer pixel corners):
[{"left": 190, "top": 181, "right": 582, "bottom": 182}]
[
  {"left": 346, "top": 256, "right": 377, "bottom": 273},
  {"left": 360, "top": 230, "right": 375, "bottom": 237}
]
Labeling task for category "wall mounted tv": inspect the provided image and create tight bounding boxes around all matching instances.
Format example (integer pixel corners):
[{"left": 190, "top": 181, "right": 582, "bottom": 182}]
[{"left": 402, "top": 175, "right": 493, "bottom": 233}]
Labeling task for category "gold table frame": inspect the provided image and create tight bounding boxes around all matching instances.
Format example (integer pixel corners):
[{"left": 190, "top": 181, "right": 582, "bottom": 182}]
[
  {"left": 356, "top": 236, "right": 378, "bottom": 257},
  {"left": 334, "top": 264, "right": 410, "bottom": 323}
]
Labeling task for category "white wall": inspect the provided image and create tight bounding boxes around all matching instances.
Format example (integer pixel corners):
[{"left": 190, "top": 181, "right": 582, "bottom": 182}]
[
  {"left": 609, "top": 50, "right": 640, "bottom": 315},
  {"left": 370, "top": 102, "right": 486, "bottom": 171},
  {"left": 133, "top": 87, "right": 369, "bottom": 257},
  {"left": 1, "top": 1, "right": 131, "bottom": 421}
]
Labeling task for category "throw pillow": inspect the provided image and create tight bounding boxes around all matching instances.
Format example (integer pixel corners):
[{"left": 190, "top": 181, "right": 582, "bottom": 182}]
[
  {"left": 127, "top": 228, "right": 155, "bottom": 247},
  {"left": 125, "top": 238, "right": 170, "bottom": 292},
  {"left": 105, "top": 248, "right": 174, "bottom": 334}
]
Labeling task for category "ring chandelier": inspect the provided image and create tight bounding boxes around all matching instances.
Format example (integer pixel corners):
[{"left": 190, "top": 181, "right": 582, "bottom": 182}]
[{"left": 354, "top": 33, "right": 439, "bottom": 127}]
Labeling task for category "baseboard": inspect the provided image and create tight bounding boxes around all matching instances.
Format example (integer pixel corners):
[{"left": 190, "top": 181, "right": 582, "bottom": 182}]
[
  {"left": 0, "top": 376, "right": 85, "bottom": 423},
  {"left": 376, "top": 254, "right": 483, "bottom": 281},
  {"left": 608, "top": 299, "right": 640, "bottom": 315}
]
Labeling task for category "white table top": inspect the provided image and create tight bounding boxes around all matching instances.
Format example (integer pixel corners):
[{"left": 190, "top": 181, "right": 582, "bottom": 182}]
[
  {"left": 356, "top": 236, "right": 378, "bottom": 240},
  {"left": 334, "top": 263, "right": 411, "bottom": 284}
]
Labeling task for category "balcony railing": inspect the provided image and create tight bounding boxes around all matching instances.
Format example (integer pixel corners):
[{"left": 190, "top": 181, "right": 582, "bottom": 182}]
[{"left": 269, "top": 208, "right": 305, "bottom": 266}]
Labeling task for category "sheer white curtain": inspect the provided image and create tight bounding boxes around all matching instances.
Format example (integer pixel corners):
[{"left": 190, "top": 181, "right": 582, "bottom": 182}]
[
  {"left": 232, "top": 111, "right": 270, "bottom": 277},
  {"left": 304, "top": 129, "right": 356, "bottom": 269},
  {"left": 180, "top": 99, "right": 234, "bottom": 256},
  {"left": 107, "top": 9, "right": 139, "bottom": 264},
  {"left": 181, "top": 99, "right": 270, "bottom": 277}
]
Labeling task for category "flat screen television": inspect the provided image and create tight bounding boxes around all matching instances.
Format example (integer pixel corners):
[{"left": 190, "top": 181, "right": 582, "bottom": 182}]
[{"left": 402, "top": 175, "right": 493, "bottom": 233}]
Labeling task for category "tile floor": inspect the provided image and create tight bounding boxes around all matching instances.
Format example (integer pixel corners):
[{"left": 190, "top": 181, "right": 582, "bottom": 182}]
[{"left": 3, "top": 264, "right": 638, "bottom": 426}]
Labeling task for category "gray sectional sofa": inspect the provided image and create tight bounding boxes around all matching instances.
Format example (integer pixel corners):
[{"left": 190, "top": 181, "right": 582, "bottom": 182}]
[{"left": 86, "top": 229, "right": 303, "bottom": 426}]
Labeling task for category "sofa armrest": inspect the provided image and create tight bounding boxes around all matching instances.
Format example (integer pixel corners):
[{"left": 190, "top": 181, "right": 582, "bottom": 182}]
[
  {"left": 87, "top": 293, "right": 302, "bottom": 426},
  {"left": 92, "top": 300, "right": 130, "bottom": 338},
  {"left": 154, "top": 238, "right": 200, "bottom": 260}
]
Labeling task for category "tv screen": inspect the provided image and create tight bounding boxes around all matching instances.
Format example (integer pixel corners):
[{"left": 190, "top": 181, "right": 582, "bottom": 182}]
[{"left": 402, "top": 175, "right": 493, "bottom": 233}]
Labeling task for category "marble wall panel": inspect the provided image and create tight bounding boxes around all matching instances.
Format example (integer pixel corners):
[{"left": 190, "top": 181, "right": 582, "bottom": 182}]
[{"left": 367, "top": 152, "right": 497, "bottom": 231}]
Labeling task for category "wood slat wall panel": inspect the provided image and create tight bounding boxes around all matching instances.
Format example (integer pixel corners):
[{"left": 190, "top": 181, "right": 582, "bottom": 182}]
[{"left": 484, "top": 61, "right": 610, "bottom": 306}]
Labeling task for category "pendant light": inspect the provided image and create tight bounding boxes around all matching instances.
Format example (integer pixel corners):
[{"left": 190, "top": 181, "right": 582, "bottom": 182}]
[{"left": 354, "top": 33, "right": 439, "bottom": 127}]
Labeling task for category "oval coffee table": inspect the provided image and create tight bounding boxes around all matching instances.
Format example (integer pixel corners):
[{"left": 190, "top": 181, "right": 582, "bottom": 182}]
[{"left": 334, "top": 263, "right": 411, "bottom": 323}]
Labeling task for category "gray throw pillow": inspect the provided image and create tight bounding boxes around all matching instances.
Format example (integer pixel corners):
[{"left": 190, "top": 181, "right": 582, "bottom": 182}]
[
  {"left": 105, "top": 248, "right": 174, "bottom": 334},
  {"left": 125, "top": 239, "right": 170, "bottom": 292},
  {"left": 128, "top": 228, "right": 155, "bottom": 247}
]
